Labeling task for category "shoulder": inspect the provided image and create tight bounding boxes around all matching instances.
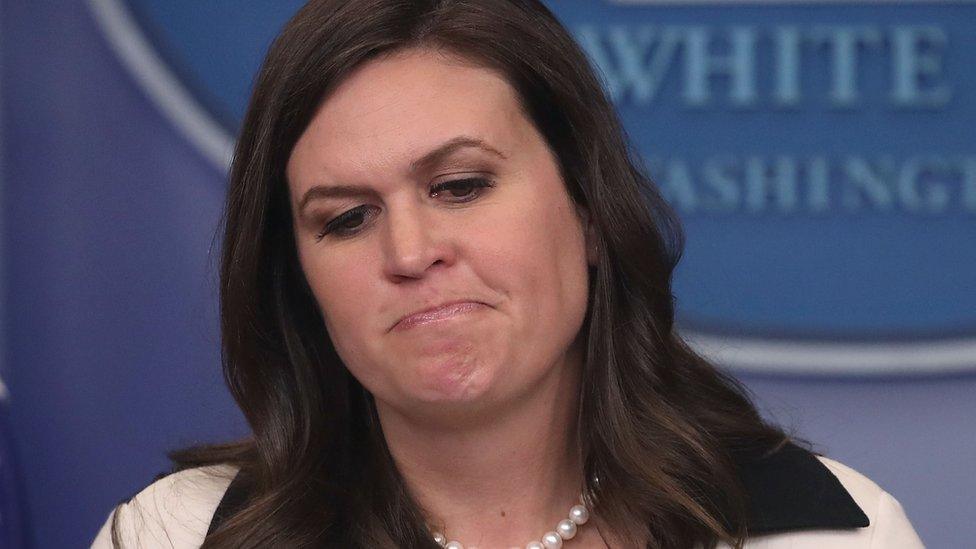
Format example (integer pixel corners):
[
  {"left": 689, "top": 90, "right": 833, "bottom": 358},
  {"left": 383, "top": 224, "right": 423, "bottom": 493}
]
[
  {"left": 91, "top": 463, "right": 238, "bottom": 548},
  {"left": 734, "top": 455, "right": 924, "bottom": 548}
]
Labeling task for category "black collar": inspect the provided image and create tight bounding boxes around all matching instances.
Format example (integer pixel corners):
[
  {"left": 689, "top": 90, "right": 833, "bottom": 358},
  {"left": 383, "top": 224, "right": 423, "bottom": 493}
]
[
  {"left": 730, "top": 442, "right": 869, "bottom": 534},
  {"left": 206, "top": 442, "right": 868, "bottom": 537}
]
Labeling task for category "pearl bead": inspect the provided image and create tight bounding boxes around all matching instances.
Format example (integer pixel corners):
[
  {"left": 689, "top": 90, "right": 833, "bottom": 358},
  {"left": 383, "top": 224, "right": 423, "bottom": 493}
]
[
  {"left": 556, "top": 518, "right": 578, "bottom": 539},
  {"left": 429, "top": 501, "right": 589, "bottom": 548},
  {"left": 569, "top": 504, "right": 589, "bottom": 525},
  {"left": 541, "top": 531, "right": 563, "bottom": 548}
]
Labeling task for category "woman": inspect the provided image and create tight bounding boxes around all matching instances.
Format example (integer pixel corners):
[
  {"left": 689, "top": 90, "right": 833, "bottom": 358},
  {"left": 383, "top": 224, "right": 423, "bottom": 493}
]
[{"left": 93, "top": 1, "right": 923, "bottom": 547}]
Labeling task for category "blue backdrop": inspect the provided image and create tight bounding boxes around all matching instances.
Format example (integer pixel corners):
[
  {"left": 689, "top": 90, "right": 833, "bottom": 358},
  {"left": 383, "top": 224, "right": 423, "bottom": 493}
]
[{"left": 1, "top": 1, "right": 973, "bottom": 547}]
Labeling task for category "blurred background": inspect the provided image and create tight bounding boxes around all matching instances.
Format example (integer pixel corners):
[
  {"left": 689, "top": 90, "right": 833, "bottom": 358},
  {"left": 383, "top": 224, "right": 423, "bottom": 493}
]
[{"left": 1, "top": 0, "right": 974, "bottom": 547}]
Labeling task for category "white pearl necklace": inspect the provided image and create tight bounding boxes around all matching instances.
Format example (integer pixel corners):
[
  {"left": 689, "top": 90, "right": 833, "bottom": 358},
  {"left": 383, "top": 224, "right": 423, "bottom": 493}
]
[{"left": 431, "top": 502, "right": 590, "bottom": 549}]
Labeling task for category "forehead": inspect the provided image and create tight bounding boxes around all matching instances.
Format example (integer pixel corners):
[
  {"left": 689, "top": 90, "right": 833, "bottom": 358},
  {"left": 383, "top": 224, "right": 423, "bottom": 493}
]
[{"left": 287, "top": 48, "right": 528, "bottom": 188}]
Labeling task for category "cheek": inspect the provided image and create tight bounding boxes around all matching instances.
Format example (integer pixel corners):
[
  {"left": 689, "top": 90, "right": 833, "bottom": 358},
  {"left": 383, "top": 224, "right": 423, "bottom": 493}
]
[
  {"left": 298, "top": 246, "right": 379, "bottom": 361},
  {"left": 481, "top": 184, "right": 590, "bottom": 320}
]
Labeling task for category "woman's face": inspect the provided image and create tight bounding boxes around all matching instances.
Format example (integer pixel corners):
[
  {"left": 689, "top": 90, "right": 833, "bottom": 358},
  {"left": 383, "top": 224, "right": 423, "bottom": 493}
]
[{"left": 286, "top": 48, "right": 594, "bottom": 421}]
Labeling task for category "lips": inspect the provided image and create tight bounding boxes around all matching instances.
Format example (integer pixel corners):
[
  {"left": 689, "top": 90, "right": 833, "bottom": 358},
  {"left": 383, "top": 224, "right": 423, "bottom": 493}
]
[{"left": 392, "top": 300, "right": 487, "bottom": 331}]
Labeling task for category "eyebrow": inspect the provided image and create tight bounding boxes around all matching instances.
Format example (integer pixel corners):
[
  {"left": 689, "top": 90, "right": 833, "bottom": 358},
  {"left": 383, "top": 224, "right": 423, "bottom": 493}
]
[{"left": 297, "top": 136, "right": 507, "bottom": 214}]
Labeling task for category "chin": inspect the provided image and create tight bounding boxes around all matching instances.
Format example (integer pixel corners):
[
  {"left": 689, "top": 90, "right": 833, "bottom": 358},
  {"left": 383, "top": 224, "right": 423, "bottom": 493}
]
[
  {"left": 389, "top": 334, "right": 490, "bottom": 399},
  {"left": 407, "top": 354, "right": 497, "bottom": 404}
]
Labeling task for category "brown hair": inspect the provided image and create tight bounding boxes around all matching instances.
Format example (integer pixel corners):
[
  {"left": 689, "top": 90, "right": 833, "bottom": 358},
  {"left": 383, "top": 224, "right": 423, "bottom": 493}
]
[{"left": 163, "top": 1, "right": 788, "bottom": 547}]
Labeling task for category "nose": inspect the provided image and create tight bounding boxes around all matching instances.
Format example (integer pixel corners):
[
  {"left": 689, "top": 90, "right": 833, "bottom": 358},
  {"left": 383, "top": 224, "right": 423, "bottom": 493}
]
[{"left": 382, "top": 201, "right": 454, "bottom": 281}]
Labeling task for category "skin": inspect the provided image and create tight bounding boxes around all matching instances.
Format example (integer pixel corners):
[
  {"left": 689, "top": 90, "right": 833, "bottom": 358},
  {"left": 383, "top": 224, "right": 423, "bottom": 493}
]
[{"left": 287, "top": 48, "right": 608, "bottom": 548}]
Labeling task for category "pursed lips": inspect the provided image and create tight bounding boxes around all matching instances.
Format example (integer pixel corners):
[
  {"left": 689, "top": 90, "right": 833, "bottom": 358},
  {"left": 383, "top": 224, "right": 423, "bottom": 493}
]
[{"left": 392, "top": 300, "right": 487, "bottom": 331}]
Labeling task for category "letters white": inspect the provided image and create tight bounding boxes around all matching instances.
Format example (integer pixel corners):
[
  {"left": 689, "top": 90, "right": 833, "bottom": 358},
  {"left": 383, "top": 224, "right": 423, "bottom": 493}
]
[
  {"left": 650, "top": 154, "right": 976, "bottom": 214},
  {"left": 576, "top": 24, "right": 953, "bottom": 109}
]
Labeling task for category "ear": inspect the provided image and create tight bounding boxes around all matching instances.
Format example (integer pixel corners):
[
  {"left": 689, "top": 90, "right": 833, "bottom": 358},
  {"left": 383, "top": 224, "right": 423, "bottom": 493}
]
[
  {"left": 578, "top": 205, "right": 598, "bottom": 267},
  {"left": 586, "top": 221, "right": 599, "bottom": 267}
]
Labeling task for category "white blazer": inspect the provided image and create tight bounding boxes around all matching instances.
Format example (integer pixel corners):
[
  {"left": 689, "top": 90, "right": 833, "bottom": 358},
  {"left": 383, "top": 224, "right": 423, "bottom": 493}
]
[{"left": 91, "top": 456, "right": 924, "bottom": 548}]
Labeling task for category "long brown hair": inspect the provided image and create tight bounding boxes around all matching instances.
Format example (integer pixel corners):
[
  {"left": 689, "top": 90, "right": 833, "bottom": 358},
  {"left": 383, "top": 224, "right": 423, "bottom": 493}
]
[{"left": 165, "top": 1, "right": 788, "bottom": 547}]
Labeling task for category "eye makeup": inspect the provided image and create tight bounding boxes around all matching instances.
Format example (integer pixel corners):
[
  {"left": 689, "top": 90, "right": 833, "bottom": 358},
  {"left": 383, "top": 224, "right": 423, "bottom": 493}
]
[{"left": 313, "top": 176, "right": 495, "bottom": 241}]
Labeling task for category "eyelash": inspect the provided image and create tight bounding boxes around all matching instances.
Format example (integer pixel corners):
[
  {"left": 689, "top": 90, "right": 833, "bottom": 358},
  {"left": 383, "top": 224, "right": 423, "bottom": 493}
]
[{"left": 315, "top": 177, "right": 495, "bottom": 241}]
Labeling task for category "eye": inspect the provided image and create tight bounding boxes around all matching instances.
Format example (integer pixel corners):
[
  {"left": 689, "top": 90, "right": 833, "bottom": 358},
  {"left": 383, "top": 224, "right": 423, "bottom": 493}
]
[
  {"left": 316, "top": 204, "right": 375, "bottom": 241},
  {"left": 429, "top": 177, "right": 494, "bottom": 203}
]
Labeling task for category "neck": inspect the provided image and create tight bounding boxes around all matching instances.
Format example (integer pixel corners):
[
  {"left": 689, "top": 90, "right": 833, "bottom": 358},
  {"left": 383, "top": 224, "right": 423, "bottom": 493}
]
[{"left": 375, "top": 347, "right": 592, "bottom": 547}]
